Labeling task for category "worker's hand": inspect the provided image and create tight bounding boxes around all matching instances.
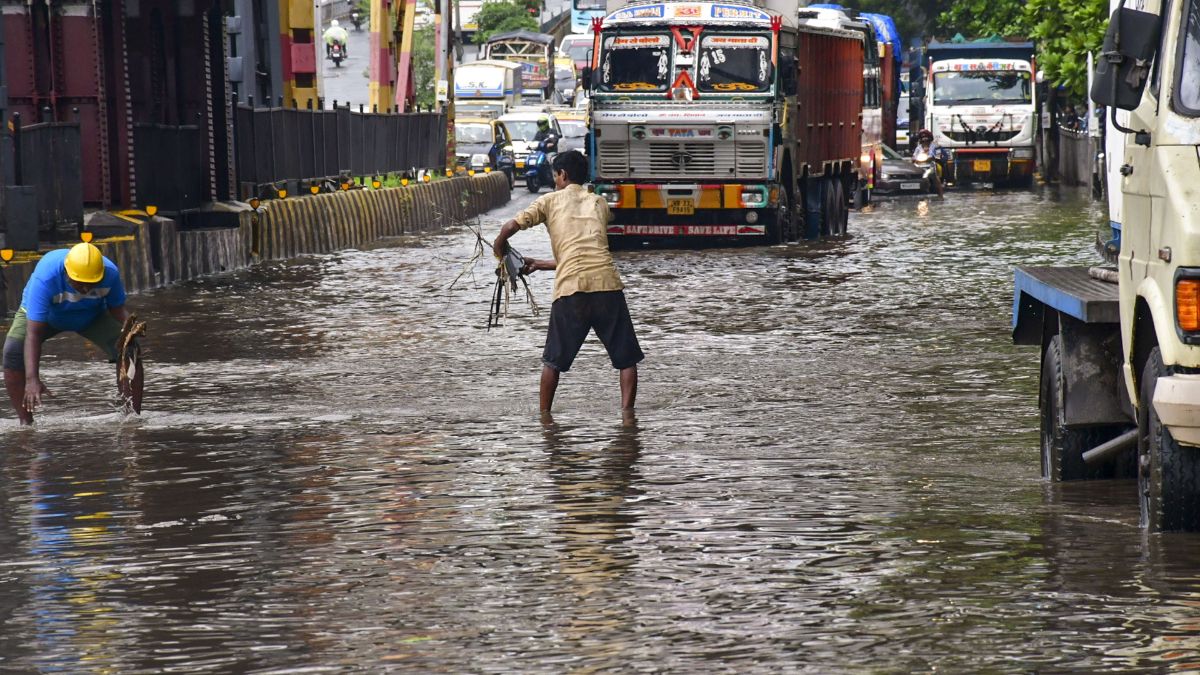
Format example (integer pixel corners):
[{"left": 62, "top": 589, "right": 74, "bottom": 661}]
[
  {"left": 521, "top": 258, "right": 539, "bottom": 275},
  {"left": 23, "top": 378, "right": 49, "bottom": 412},
  {"left": 492, "top": 241, "right": 508, "bottom": 260}
]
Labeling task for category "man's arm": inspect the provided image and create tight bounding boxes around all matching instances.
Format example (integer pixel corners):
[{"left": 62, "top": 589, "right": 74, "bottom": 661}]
[
  {"left": 23, "top": 320, "right": 47, "bottom": 410},
  {"left": 492, "top": 219, "right": 521, "bottom": 259},
  {"left": 109, "top": 304, "right": 129, "bottom": 324}
]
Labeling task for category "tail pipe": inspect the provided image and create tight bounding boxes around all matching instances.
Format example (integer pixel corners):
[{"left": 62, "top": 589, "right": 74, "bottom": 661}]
[{"left": 1082, "top": 428, "right": 1139, "bottom": 465}]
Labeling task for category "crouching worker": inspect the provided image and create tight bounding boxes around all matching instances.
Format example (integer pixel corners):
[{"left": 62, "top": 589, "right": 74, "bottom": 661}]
[
  {"left": 493, "top": 150, "right": 644, "bottom": 413},
  {"left": 3, "top": 243, "right": 129, "bottom": 425}
]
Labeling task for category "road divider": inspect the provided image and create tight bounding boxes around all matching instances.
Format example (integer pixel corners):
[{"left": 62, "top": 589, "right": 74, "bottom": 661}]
[{"left": 1, "top": 173, "right": 510, "bottom": 316}]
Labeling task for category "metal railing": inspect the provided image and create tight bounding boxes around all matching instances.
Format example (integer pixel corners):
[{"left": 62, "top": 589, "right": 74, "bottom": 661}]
[
  {"left": 133, "top": 124, "right": 207, "bottom": 214},
  {"left": 233, "top": 104, "right": 447, "bottom": 195}
]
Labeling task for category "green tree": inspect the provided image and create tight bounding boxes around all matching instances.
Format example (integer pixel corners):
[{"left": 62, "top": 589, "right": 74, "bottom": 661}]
[
  {"left": 413, "top": 24, "right": 437, "bottom": 109},
  {"left": 937, "top": 0, "right": 1108, "bottom": 98},
  {"left": 833, "top": 0, "right": 956, "bottom": 46},
  {"left": 473, "top": 0, "right": 538, "bottom": 44}
]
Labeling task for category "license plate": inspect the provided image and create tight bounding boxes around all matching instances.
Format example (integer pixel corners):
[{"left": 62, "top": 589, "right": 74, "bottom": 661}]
[
  {"left": 900, "top": 182, "right": 921, "bottom": 190},
  {"left": 516, "top": 160, "right": 525, "bottom": 169},
  {"left": 972, "top": 159, "right": 992, "bottom": 172},
  {"left": 667, "top": 199, "right": 694, "bottom": 215}
]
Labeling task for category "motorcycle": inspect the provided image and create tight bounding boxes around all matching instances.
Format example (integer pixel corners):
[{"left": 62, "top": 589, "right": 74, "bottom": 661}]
[
  {"left": 350, "top": 10, "right": 363, "bottom": 31},
  {"left": 524, "top": 136, "right": 557, "bottom": 193},
  {"left": 911, "top": 145, "right": 944, "bottom": 193},
  {"left": 329, "top": 41, "right": 345, "bottom": 68}
]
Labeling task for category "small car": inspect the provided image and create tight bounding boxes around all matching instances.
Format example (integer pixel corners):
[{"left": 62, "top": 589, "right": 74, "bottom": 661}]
[
  {"left": 454, "top": 117, "right": 516, "bottom": 187},
  {"left": 874, "top": 143, "right": 931, "bottom": 196}
]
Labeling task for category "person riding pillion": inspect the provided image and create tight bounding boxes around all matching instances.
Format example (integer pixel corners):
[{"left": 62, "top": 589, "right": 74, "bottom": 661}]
[
  {"left": 492, "top": 150, "right": 644, "bottom": 413},
  {"left": 323, "top": 19, "right": 349, "bottom": 58},
  {"left": 3, "top": 243, "right": 130, "bottom": 425}
]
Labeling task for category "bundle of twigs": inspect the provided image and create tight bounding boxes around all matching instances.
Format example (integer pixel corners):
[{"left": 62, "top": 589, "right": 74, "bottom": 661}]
[
  {"left": 116, "top": 314, "right": 146, "bottom": 413},
  {"left": 450, "top": 219, "right": 541, "bottom": 329}
]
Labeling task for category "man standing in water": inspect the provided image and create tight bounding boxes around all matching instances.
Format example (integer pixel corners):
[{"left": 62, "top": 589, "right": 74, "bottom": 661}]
[
  {"left": 3, "top": 243, "right": 129, "bottom": 425},
  {"left": 492, "top": 150, "right": 644, "bottom": 412}
]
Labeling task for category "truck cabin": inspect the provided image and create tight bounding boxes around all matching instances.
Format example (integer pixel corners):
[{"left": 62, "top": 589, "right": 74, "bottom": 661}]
[{"left": 591, "top": 0, "right": 786, "bottom": 101}]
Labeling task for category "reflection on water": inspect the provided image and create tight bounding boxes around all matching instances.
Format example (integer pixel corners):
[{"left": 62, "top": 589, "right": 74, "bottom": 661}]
[{"left": 3, "top": 188, "right": 1200, "bottom": 671}]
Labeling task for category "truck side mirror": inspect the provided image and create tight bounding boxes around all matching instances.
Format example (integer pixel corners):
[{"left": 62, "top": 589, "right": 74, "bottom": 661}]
[
  {"left": 581, "top": 66, "right": 593, "bottom": 92},
  {"left": 1091, "top": 6, "right": 1162, "bottom": 110}
]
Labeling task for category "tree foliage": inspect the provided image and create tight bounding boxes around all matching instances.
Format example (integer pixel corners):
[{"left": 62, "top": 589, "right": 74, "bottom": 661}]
[
  {"left": 413, "top": 25, "right": 437, "bottom": 109},
  {"left": 473, "top": 0, "right": 539, "bottom": 44},
  {"left": 832, "top": 0, "right": 955, "bottom": 46},
  {"left": 937, "top": 0, "right": 1108, "bottom": 98}
]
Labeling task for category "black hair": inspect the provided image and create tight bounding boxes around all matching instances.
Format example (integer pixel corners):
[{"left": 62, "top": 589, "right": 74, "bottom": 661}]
[{"left": 552, "top": 150, "right": 589, "bottom": 184}]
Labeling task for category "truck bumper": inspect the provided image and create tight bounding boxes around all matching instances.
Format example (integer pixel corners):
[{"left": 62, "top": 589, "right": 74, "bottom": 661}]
[
  {"left": 1153, "top": 374, "right": 1200, "bottom": 446},
  {"left": 595, "top": 182, "right": 777, "bottom": 241},
  {"left": 950, "top": 148, "right": 1035, "bottom": 184}
]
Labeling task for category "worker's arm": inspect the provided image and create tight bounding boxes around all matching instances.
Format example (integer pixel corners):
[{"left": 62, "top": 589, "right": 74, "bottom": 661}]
[
  {"left": 522, "top": 258, "right": 557, "bottom": 274},
  {"left": 108, "top": 304, "right": 129, "bottom": 325},
  {"left": 23, "top": 320, "right": 47, "bottom": 411},
  {"left": 492, "top": 219, "right": 521, "bottom": 259}
]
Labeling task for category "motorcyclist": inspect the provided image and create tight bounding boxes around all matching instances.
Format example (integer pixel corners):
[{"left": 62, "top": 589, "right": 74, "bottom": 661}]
[
  {"left": 323, "top": 20, "right": 349, "bottom": 59},
  {"left": 914, "top": 129, "right": 946, "bottom": 198},
  {"left": 533, "top": 116, "right": 559, "bottom": 153}
]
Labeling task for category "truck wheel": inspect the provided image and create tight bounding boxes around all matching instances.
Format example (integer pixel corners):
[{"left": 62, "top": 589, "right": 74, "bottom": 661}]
[
  {"left": 1040, "top": 336, "right": 1129, "bottom": 481},
  {"left": 1138, "top": 347, "right": 1200, "bottom": 531},
  {"left": 819, "top": 179, "right": 836, "bottom": 237},
  {"left": 778, "top": 188, "right": 794, "bottom": 242},
  {"left": 831, "top": 180, "right": 848, "bottom": 236}
]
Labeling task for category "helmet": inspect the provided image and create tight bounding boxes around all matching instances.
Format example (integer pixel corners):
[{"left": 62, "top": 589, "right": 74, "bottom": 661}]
[
  {"left": 64, "top": 243, "right": 105, "bottom": 284},
  {"left": 917, "top": 129, "right": 934, "bottom": 142},
  {"left": 331, "top": 19, "right": 340, "bottom": 26},
  {"left": 537, "top": 116, "right": 550, "bottom": 129}
]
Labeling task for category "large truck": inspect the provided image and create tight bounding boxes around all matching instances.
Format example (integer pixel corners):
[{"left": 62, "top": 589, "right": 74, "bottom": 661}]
[
  {"left": 1011, "top": 0, "right": 1200, "bottom": 531},
  {"left": 454, "top": 60, "right": 525, "bottom": 118},
  {"left": 922, "top": 38, "right": 1038, "bottom": 187},
  {"left": 482, "top": 31, "right": 557, "bottom": 102},
  {"left": 585, "top": 0, "right": 867, "bottom": 246}
]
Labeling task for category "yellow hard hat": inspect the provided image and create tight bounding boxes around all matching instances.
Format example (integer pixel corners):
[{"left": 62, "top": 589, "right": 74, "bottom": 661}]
[{"left": 64, "top": 243, "right": 105, "bottom": 283}]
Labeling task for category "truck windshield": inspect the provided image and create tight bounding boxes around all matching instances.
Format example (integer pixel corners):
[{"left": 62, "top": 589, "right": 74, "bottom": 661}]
[
  {"left": 599, "top": 34, "right": 671, "bottom": 92},
  {"left": 697, "top": 34, "right": 772, "bottom": 93},
  {"left": 933, "top": 71, "right": 1032, "bottom": 105},
  {"left": 1178, "top": 0, "right": 1200, "bottom": 113}
]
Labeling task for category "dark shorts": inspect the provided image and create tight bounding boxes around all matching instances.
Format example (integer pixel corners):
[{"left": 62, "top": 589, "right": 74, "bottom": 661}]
[
  {"left": 543, "top": 290, "right": 644, "bottom": 372},
  {"left": 2, "top": 308, "right": 121, "bottom": 371}
]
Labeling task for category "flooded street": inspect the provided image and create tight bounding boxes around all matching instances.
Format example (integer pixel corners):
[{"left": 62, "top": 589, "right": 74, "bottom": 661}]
[{"left": 5, "top": 187, "right": 1200, "bottom": 672}]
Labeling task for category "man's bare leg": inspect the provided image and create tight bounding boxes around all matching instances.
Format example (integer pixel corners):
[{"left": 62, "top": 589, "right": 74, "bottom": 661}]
[
  {"left": 540, "top": 365, "right": 561, "bottom": 412},
  {"left": 4, "top": 369, "right": 32, "bottom": 425},
  {"left": 620, "top": 366, "right": 637, "bottom": 410}
]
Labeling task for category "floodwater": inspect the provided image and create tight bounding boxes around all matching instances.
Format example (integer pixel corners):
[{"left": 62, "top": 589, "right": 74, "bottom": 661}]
[{"left": 4, "top": 187, "right": 1200, "bottom": 672}]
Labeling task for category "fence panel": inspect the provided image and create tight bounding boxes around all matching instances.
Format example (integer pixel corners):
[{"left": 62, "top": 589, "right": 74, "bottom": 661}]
[
  {"left": 133, "top": 124, "right": 205, "bottom": 214},
  {"left": 234, "top": 106, "right": 447, "bottom": 190},
  {"left": 17, "top": 122, "right": 84, "bottom": 233}
]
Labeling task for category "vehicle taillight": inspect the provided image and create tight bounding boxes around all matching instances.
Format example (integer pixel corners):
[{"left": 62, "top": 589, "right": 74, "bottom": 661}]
[{"left": 1178, "top": 278, "right": 1200, "bottom": 332}]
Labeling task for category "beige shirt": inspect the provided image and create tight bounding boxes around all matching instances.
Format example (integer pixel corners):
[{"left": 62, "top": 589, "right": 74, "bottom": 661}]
[{"left": 514, "top": 183, "right": 624, "bottom": 301}]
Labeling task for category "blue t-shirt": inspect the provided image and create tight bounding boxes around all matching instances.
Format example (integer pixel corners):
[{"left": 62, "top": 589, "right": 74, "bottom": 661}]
[{"left": 20, "top": 248, "right": 126, "bottom": 332}]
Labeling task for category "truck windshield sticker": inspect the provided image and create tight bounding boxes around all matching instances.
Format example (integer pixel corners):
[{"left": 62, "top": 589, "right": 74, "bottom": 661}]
[
  {"left": 697, "top": 34, "right": 771, "bottom": 93},
  {"left": 933, "top": 71, "right": 1032, "bottom": 106},
  {"left": 608, "top": 4, "right": 665, "bottom": 20},
  {"left": 709, "top": 4, "right": 770, "bottom": 21},
  {"left": 601, "top": 35, "right": 671, "bottom": 92}
]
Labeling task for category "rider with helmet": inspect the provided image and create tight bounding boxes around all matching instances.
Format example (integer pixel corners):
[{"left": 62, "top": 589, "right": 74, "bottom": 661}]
[
  {"left": 533, "top": 116, "right": 559, "bottom": 153},
  {"left": 3, "top": 243, "right": 130, "bottom": 425},
  {"left": 914, "top": 129, "right": 947, "bottom": 198},
  {"left": 323, "top": 19, "right": 349, "bottom": 59}
]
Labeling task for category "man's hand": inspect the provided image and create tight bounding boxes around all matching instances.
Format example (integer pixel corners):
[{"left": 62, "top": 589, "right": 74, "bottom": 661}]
[
  {"left": 521, "top": 258, "right": 539, "bottom": 275},
  {"left": 23, "top": 377, "right": 48, "bottom": 412}
]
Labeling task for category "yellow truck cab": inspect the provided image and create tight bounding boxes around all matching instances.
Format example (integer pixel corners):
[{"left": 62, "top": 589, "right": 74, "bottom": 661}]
[{"left": 1011, "top": 0, "right": 1200, "bottom": 531}]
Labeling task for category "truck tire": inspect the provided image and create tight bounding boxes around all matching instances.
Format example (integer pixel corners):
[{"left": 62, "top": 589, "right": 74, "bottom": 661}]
[
  {"left": 1040, "top": 336, "right": 1129, "bottom": 481},
  {"left": 832, "top": 180, "right": 848, "bottom": 236},
  {"left": 1138, "top": 347, "right": 1200, "bottom": 531},
  {"left": 819, "top": 179, "right": 836, "bottom": 237}
]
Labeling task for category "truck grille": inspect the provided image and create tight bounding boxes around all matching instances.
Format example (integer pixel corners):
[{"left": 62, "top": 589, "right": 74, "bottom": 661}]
[
  {"left": 945, "top": 129, "right": 1022, "bottom": 143},
  {"left": 597, "top": 140, "right": 767, "bottom": 179}
]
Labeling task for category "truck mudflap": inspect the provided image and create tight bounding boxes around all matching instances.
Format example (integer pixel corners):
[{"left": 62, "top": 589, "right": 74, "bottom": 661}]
[{"left": 1153, "top": 374, "right": 1200, "bottom": 446}]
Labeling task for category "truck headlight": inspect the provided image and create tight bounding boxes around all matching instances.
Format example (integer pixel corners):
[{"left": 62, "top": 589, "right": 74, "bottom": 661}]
[
  {"left": 1011, "top": 148, "right": 1034, "bottom": 159},
  {"left": 598, "top": 188, "right": 620, "bottom": 206},
  {"left": 741, "top": 190, "right": 766, "bottom": 206}
]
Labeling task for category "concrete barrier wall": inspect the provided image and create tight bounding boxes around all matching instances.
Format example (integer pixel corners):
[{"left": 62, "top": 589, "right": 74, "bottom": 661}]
[{"left": 1, "top": 173, "right": 510, "bottom": 317}]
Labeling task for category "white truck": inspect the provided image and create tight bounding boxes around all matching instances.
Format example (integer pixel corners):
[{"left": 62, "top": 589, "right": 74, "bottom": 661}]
[
  {"left": 922, "top": 39, "right": 1038, "bottom": 187},
  {"left": 1011, "top": 0, "right": 1200, "bottom": 531},
  {"left": 454, "top": 60, "right": 525, "bottom": 117}
]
